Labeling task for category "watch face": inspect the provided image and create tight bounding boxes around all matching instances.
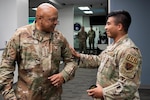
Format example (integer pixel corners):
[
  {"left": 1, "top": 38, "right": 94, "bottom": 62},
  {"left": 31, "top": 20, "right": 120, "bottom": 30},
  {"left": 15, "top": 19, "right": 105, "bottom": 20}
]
[{"left": 74, "top": 23, "right": 81, "bottom": 31}]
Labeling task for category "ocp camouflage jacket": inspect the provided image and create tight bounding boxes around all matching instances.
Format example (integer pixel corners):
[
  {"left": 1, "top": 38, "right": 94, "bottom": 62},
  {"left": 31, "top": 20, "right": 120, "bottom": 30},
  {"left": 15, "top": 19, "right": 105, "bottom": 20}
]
[{"left": 0, "top": 22, "right": 77, "bottom": 100}]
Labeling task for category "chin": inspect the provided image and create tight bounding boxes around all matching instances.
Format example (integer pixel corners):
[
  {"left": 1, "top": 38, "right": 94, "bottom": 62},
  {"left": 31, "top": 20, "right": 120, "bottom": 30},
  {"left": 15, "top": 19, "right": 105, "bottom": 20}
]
[
  {"left": 107, "top": 33, "right": 110, "bottom": 37},
  {"left": 45, "top": 29, "right": 53, "bottom": 33}
]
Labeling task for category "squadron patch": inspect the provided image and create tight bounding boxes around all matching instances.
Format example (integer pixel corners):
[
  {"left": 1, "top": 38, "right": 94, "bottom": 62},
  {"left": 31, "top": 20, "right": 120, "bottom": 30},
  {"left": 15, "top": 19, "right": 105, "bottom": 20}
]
[
  {"left": 125, "top": 54, "right": 138, "bottom": 71},
  {"left": 125, "top": 63, "right": 134, "bottom": 70},
  {"left": 120, "top": 54, "right": 139, "bottom": 78}
]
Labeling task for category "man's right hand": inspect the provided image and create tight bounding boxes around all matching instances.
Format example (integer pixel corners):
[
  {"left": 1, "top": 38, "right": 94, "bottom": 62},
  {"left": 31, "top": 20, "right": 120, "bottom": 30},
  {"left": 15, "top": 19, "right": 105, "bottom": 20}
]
[{"left": 69, "top": 46, "right": 81, "bottom": 58}]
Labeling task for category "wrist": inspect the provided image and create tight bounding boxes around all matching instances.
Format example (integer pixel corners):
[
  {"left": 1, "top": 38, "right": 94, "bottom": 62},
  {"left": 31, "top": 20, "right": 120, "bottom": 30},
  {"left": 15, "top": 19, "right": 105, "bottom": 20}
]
[{"left": 77, "top": 53, "right": 81, "bottom": 58}]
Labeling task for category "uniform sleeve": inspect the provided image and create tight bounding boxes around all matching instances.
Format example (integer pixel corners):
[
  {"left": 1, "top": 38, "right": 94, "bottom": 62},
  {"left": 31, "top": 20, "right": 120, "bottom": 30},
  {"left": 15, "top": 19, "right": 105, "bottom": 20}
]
[
  {"left": 60, "top": 37, "right": 78, "bottom": 82},
  {"left": 0, "top": 35, "right": 18, "bottom": 99},
  {"left": 103, "top": 47, "right": 142, "bottom": 99},
  {"left": 79, "top": 54, "right": 101, "bottom": 68}
]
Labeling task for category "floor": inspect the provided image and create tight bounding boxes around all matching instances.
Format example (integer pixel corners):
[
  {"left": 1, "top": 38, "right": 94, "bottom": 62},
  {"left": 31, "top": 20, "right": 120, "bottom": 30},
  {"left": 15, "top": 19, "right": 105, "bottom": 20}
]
[
  {"left": 61, "top": 67, "right": 150, "bottom": 100},
  {"left": 0, "top": 59, "right": 150, "bottom": 100},
  {"left": 61, "top": 67, "right": 97, "bottom": 100}
]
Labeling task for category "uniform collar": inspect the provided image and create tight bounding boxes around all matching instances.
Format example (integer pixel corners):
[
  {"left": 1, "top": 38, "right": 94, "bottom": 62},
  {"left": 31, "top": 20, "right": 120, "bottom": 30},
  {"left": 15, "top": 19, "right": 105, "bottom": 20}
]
[
  {"left": 31, "top": 21, "right": 53, "bottom": 42},
  {"left": 115, "top": 34, "right": 128, "bottom": 44},
  {"left": 107, "top": 34, "right": 128, "bottom": 51}
]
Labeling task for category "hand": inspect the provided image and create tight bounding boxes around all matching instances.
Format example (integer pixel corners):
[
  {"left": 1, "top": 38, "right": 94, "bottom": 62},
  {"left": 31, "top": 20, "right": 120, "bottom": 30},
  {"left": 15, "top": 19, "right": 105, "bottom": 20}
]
[
  {"left": 69, "top": 45, "right": 80, "bottom": 58},
  {"left": 87, "top": 84, "right": 103, "bottom": 98},
  {"left": 48, "top": 73, "right": 64, "bottom": 87}
]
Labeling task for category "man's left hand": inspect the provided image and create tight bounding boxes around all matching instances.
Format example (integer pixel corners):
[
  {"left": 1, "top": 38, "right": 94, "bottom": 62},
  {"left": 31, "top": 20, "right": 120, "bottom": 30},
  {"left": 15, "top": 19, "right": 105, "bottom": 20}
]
[
  {"left": 48, "top": 73, "right": 64, "bottom": 87},
  {"left": 87, "top": 84, "right": 103, "bottom": 98}
]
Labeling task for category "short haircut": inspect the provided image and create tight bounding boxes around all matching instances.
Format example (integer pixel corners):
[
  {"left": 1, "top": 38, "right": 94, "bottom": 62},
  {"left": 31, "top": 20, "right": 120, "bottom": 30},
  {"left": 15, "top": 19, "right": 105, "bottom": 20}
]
[{"left": 107, "top": 10, "right": 131, "bottom": 32}]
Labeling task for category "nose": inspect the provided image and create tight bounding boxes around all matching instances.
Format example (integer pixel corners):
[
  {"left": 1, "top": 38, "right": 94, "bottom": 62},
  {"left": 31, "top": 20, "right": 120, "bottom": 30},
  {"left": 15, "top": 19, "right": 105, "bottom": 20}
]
[{"left": 54, "top": 20, "right": 59, "bottom": 25}]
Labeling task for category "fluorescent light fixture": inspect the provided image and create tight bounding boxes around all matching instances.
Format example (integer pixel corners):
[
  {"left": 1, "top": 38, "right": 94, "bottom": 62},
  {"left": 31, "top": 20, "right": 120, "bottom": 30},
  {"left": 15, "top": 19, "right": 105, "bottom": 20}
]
[
  {"left": 78, "top": 6, "right": 90, "bottom": 10},
  {"left": 83, "top": 11, "right": 93, "bottom": 14},
  {"left": 32, "top": 8, "right": 37, "bottom": 11},
  {"left": 49, "top": 0, "right": 62, "bottom": 7}
]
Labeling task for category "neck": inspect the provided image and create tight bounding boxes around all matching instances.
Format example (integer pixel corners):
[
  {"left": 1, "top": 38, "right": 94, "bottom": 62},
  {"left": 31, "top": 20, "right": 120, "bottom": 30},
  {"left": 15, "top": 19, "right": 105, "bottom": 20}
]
[{"left": 114, "top": 33, "right": 127, "bottom": 43}]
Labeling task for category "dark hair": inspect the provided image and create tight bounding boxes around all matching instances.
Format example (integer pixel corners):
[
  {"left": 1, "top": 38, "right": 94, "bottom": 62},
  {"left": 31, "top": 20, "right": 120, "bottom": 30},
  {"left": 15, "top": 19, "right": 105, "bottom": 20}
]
[{"left": 107, "top": 10, "right": 131, "bottom": 32}]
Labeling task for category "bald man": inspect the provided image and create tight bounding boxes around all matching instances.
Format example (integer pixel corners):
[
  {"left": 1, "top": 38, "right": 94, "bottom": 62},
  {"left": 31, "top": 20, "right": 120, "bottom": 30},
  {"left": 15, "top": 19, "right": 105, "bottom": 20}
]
[{"left": 0, "top": 3, "right": 77, "bottom": 100}]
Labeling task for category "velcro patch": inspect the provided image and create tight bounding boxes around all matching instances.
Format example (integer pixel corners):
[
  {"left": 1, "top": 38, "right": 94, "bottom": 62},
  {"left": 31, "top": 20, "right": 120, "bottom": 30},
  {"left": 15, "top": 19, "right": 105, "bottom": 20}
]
[
  {"left": 125, "top": 63, "right": 134, "bottom": 70},
  {"left": 120, "top": 54, "right": 139, "bottom": 78},
  {"left": 126, "top": 54, "right": 138, "bottom": 64}
]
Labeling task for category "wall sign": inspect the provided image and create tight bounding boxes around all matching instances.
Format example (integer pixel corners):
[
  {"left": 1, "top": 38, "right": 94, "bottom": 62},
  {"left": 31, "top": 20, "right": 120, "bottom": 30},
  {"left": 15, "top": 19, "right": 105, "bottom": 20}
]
[{"left": 74, "top": 23, "right": 81, "bottom": 31}]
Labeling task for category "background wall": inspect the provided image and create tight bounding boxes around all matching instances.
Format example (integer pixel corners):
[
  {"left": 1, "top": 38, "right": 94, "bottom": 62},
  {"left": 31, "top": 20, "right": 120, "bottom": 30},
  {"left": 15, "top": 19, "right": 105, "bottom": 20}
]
[
  {"left": 0, "top": 0, "right": 17, "bottom": 49},
  {"left": 109, "top": 0, "right": 150, "bottom": 88},
  {"left": 56, "top": 5, "right": 74, "bottom": 47},
  {"left": 0, "top": 0, "right": 28, "bottom": 49},
  {"left": 0, "top": 0, "right": 28, "bottom": 83}
]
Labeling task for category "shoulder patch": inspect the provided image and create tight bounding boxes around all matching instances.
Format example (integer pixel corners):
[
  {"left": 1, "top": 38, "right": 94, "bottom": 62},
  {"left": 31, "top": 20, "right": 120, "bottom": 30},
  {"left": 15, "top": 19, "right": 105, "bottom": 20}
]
[
  {"left": 120, "top": 53, "right": 139, "bottom": 78},
  {"left": 126, "top": 54, "right": 138, "bottom": 64},
  {"left": 125, "top": 63, "right": 134, "bottom": 70}
]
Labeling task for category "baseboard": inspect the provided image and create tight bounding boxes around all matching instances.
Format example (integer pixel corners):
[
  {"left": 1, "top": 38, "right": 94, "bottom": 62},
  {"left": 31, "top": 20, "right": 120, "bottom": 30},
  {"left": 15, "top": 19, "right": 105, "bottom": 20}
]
[{"left": 139, "top": 85, "right": 150, "bottom": 89}]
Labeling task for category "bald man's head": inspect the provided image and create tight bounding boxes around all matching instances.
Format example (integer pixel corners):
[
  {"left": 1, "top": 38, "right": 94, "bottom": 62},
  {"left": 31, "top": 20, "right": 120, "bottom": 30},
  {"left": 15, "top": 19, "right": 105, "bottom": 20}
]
[
  {"left": 36, "top": 3, "right": 58, "bottom": 19},
  {"left": 35, "top": 3, "right": 58, "bottom": 33}
]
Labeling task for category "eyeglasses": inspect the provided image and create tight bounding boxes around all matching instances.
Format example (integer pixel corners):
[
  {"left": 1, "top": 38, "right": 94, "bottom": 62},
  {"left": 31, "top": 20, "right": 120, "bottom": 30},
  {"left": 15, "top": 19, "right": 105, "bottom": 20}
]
[{"left": 48, "top": 17, "right": 58, "bottom": 23}]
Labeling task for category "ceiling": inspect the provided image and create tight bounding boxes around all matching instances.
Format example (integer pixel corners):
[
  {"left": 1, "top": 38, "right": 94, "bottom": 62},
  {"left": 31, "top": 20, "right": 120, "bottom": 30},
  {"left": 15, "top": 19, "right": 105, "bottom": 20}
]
[{"left": 29, "top": 0, "right": 108, "bottom": 17}]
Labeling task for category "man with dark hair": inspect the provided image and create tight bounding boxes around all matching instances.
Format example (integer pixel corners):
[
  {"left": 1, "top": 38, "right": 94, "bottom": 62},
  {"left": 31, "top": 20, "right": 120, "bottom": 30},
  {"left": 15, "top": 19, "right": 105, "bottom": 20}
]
[{"left": 71, "top": 10, "right": 142, "bottom": 100}]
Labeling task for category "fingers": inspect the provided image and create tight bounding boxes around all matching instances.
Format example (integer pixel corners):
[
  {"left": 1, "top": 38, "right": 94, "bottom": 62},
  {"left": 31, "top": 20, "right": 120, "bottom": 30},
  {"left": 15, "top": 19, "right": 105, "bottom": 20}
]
[
  {"left": 87, "top": 89, "right": 94, "bottom": 96},
  {"left": 87, "top": 84, "right": 103, "bottom": 98},
  {"left": 48, "top": 74, "right": 59, "bottom": 86},
  {"left": 48, "top": 73, "right": 64, "bottom": 87}
]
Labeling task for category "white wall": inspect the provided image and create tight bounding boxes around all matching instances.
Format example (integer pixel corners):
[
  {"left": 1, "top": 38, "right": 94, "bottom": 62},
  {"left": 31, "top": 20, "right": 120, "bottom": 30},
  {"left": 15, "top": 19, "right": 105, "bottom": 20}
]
[
  {"left": 0, "top": 0, "right": 28, "bottom": 49},
  {"left": 0, "top": 0, "right": 28, "bottom": 83},
  {"left": 74, "top": 15, "right": 83, "bottom": 27},
  {"left": 56, "top": 5, "right": 74, "bottom": 47},
  {"left": 109, "top": 0, "right": 150, "bottom": 88},
  {"left": 0, "top": 0, "right": 17, "bottom": 48},
  {"left": 17, "top": 0, "right": 28, "bottom": 28}
]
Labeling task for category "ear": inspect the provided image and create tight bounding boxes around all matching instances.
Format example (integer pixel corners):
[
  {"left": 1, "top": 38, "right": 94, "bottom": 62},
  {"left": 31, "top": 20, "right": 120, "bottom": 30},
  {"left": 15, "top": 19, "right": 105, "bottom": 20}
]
[{"left": 117, "top": 23, "right": 123, "bottom": 31}]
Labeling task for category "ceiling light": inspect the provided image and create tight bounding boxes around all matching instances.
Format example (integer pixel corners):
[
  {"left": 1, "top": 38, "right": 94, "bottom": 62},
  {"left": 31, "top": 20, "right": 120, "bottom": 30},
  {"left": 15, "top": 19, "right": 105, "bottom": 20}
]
[
  {"left": 32, "top": 8, "right": 37, "bottom": 11},
  {"left": 83, "top": 11, "right": 93, "bottom": 14},
  {"left": 49, "top": 0, "right": 62, "bottom": 7},
  {"left": 78, "top": 7, "right": 90, "bottom": 10}
]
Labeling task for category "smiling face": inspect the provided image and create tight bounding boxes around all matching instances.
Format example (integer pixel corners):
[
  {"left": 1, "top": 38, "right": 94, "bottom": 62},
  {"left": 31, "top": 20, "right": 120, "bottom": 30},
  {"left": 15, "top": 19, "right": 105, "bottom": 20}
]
[
  {"left": 105, "top": 16, "right": 125, "bottom": 42},
  {"left": 104, "top": 10, "right": 132, "bottom": 42},
  {"left": 105, "top": 17, "right": 119, "bottom": 38},
  {"left": 36, "top": 3, "right": 58, "bottom": 33}
]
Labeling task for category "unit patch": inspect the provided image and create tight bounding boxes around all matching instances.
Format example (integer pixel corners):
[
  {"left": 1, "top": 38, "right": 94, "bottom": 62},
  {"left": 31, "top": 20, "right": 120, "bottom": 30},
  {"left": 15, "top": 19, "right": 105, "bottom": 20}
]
[
  {"left": 126, "top": 54, "right": 138, "bottom": 64},
  {"left": 120, "top": 53, "right": 139, "bottom": 78},
  {"left": 125, "top": 63, "right": 134, "bottom": 70}
]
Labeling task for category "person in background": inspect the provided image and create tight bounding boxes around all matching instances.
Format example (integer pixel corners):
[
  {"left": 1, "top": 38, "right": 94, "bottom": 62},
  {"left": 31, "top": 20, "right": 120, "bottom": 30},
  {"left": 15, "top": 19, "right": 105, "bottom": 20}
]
[
  {"left": 70, "top": 10, "right": 142, "bottom": 100},
  {"left": 87, "top": 25, "right": 96, "bottom": 54},
  {"left": 0, "top": 3, "right": 77, "bottom": 100},
  {"left": 77, "top": 26, "right": 88, "bottom": 53}
]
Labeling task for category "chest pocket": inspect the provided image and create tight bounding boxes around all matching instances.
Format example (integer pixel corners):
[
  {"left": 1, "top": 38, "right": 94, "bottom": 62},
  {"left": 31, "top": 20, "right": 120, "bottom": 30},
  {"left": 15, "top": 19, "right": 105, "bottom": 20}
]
[
  {"left": 98, "top": 51, "right": 116, "bottom": 73},
  {"left": 52, "top": 43, "right": 61, "bottom": 61},
  {"left": 21, "top": 40, "right": 41, "bottom": 69}
]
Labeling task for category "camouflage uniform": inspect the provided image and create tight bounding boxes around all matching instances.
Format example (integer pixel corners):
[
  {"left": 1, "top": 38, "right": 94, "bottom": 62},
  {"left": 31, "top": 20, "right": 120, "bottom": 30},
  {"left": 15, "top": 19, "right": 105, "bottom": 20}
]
[
  {"left": 88, "top": 30, "right": 95, "bottom": 51},
  {"left": 0, "top": 22, "right": 77, "bottom": 100},
  {"left": 77, "top": 31, "right": 87, "bottom": 53},
  {"left": 79, "top": 34, "right": 142, "bottom": 100}
]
